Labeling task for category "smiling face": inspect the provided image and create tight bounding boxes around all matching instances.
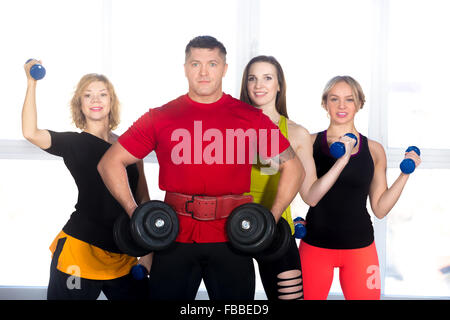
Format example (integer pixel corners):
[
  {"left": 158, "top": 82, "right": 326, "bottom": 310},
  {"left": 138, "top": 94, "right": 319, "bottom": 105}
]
[
  {"left": 184, "top": 47, "right": 228, "bottom": 103},
  {"left": 80, "top": 81, "right": 111, "bottom": 124},
  {"left": 324, "top": 81, "right": 360, "bottom": 124},
  {"left": 246, "top": 61, "right": 280, "bottom": 109}
]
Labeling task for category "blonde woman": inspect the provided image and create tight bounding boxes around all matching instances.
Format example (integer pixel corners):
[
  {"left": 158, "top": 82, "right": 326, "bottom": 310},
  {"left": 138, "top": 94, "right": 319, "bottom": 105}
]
[
  {"left": 298, "top": 76, "right": 421, "bottom": 299},
  {"left": 22, "top": 60, "right": 151, "bottom": 300}
]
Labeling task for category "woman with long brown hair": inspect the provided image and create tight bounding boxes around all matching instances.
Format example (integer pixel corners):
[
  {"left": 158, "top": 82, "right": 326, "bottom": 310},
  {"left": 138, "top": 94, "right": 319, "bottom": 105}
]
[{"left": 240, "top": 55, "right": 307, "bottom": 300}]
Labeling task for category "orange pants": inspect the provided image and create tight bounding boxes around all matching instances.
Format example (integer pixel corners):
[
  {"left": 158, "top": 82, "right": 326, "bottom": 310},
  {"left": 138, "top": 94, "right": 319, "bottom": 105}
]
[{"left": 299, "top": 241, "right": 380, "bottom": 300}]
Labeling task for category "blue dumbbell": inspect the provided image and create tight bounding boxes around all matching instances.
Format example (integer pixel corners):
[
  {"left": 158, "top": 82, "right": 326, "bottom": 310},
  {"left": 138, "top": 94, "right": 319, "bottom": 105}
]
[
  {"left": 400, "top": 146, "right": 420, "bottom": 174},
  {"left": 130, "top": 264, "right": 148, "bottom": 280},
  {"left": 329, "top": 133, "right": 358, "bottom": 159},
  {"left": 26, "top": 59, "right": 46, "bottom": 80},
  {"left": 293, "top": 217, "right": 306, "bottom": 239}
]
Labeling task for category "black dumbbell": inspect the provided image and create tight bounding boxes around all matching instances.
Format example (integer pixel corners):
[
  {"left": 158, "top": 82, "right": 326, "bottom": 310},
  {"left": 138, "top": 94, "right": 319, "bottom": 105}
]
[
  {"left": 113, "top": 200, "right": 179, "bottom": 257},
  {"left": 226, "top": 203, "right": 291, "bottom": 261},
  {"left": 254, "top": 217, "right": 292, "bottom": 262},
  {"left": 114, "top": 212, "right": 150, "bottom": 257}
]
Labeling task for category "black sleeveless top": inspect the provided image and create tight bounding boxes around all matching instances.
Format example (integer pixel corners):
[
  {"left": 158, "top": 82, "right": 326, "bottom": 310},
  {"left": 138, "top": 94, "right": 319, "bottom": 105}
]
[
  {"left": 303, "top": 130, "right": 375, "bottom": 249},
  {"left": 45, "top": 130, "right": 139, "bottom": 253}
]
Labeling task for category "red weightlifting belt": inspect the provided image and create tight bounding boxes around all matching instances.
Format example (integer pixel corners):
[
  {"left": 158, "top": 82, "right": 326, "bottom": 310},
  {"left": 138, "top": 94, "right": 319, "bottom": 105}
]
[{"left": 164, "top": 192, "right": 253, "bottom": 221}]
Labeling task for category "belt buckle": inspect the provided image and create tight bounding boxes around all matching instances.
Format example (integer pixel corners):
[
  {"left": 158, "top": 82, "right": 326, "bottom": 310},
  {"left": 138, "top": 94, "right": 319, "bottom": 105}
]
[
  {"left": 185, "top": 194, "right": 217, "bottom": 220},
  {"left": 185, "top": 194, "right": 206, "bottom": 219},
  {"left": 185, "top": 195, "right": 195, "bottom": 218}
]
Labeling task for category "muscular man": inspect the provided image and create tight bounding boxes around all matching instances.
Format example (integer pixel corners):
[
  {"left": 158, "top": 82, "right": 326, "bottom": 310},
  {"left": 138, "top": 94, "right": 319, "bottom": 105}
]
[{"left": 98, "top": 36, "right": 304, "bottom": 300}]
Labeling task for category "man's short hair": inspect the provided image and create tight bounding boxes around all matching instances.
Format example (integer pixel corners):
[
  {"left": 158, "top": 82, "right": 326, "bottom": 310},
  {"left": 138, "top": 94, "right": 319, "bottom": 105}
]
[{"left": 185, "top": 35, "right": 227, "bottom": 62}]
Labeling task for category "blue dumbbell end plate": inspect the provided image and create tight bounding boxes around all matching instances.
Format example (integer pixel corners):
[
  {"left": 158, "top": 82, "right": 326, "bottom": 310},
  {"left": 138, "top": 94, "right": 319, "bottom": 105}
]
[
  {"left": 131, "top": 264, "right": 147, "bottom": 280},
  {"left": 405, "top": 146, "right": 421, "bottom": 156},
  {"left": 400, "top": 158, "right": 415, "bottom": 174},
  {"left": 330, "top": 142, "right": 345, "bottom": 159},
  {"left": 293, "top": 217, "right": 306, "bottom": 239},
  {"left": 30, "top": 64, "right": 46, "bottom": 80}
]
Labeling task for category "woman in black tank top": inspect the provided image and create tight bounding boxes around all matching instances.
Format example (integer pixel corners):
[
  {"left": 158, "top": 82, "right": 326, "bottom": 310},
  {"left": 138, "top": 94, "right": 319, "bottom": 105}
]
[{"left": 296, "top": 76, "right": 421, "bottom": 299}]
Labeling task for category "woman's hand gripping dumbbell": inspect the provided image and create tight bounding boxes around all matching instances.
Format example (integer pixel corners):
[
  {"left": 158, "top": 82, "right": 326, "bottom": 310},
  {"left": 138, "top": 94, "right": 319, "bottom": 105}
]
[
  {"left": 330, "top": 133, "right": 358, "bottom": 159},
  {"left": 400, "top": 146, "right": 421, "bottom": 174},
  {"left": 25, "top": 59, "right": 46, "bottom": 80}
]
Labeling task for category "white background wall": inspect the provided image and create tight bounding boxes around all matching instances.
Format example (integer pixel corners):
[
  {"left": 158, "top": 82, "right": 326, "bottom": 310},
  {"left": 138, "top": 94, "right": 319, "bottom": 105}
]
[{"left": 0, "top": 0, "right": 449, "bottom": 299}]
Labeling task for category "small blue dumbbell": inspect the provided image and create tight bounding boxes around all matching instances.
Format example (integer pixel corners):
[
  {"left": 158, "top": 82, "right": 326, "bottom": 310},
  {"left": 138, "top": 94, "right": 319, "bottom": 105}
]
[
  {"left": 400, "top": 146, "right": 421, "bottom": 174},
  {"left": 26, "top": 59, "right": 46, "bottom": 80},
  {"left": 293, "top": 217, "right": 306, "bottom": 239},
  {"left": 130, "top": 264, "right": 148, "bottom": 280},
  {"left": 330, "top": 133, "right": 358, "bottom": 159}
]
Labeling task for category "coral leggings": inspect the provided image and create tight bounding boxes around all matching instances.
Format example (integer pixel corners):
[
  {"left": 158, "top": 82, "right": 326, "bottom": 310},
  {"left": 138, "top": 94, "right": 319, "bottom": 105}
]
[{"left": 299, "top": 241, "right": 381, "bottom": 300}]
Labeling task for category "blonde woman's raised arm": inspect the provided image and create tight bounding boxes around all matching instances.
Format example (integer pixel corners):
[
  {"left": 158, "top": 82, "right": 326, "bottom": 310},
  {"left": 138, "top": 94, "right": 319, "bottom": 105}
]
[{"left": 22, "top": 60, "right": 51, "bottom": 149}]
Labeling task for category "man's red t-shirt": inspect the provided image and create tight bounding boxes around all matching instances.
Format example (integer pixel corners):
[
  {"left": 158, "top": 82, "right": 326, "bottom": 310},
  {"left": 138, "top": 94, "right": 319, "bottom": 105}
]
[{"left": 118, "top": 93, "right": 291, "bottom": 243}]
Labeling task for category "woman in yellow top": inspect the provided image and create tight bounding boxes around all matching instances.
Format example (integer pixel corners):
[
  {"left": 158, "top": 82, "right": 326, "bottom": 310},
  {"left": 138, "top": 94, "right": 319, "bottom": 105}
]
[
  {"left": 240, "top": 55, "right": 309, "bottom": 300},
  {"left": 22, "top": 60, "right": 152, "bottom": 300}
]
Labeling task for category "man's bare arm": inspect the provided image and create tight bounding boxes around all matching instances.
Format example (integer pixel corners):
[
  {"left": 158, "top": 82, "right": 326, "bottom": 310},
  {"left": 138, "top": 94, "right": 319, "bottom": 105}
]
[
  {"left": 269, "top": 146, "right": 305, "bottom": 221},
  {"left": 98, "top": 142, "right": 141, "bottom": 217}
]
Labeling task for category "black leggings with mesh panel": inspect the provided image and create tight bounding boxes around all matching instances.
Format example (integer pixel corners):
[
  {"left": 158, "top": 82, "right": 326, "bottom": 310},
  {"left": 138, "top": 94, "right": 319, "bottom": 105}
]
[{"left": 257, "top": 235, "right": 303, "bottom": 300}]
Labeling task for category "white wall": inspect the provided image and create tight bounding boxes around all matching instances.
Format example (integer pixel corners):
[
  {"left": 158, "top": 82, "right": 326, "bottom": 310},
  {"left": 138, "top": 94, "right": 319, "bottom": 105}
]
[{"left": 1, "top": 0, "right": 449, "bottom": 299}]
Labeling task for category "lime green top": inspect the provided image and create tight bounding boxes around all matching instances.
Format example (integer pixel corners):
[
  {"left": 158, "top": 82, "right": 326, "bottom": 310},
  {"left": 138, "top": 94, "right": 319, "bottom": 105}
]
[{"left": 245, "top": 115, "right": 294, "bottom": 234}]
